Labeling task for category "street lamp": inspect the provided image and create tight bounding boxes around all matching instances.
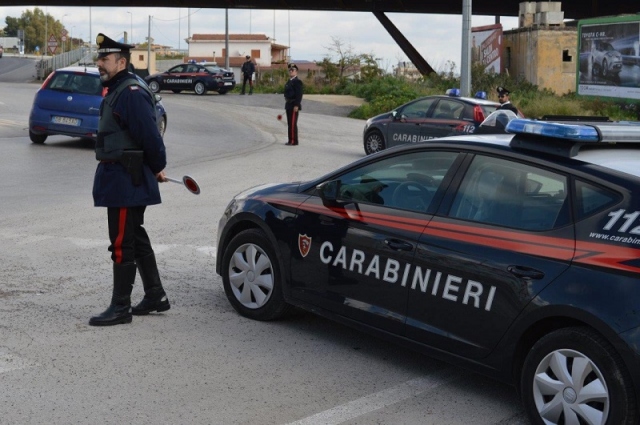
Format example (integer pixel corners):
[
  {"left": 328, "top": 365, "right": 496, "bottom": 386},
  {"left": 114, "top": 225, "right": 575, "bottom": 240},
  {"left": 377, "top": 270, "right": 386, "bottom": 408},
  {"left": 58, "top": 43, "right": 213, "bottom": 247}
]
[
  {"left": 127, "top": 11, "right": 133, "bottom": 44},
  {"left": 61, "top": 14, "right": 69, "bottom": 53}
]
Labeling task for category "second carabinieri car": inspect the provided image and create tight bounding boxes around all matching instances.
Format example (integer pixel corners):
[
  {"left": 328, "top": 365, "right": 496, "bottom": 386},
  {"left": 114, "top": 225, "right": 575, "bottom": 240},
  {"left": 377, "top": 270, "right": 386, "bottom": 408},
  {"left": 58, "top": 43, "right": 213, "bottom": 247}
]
[
  {"left": 217, "top": 118, "right": 640, "bottom": 425},
  {"left": 362, "top": 89, "right": 510, "bottom": 155},
  {"left": 145, "top": 61, "right": 236, "bottom": 95}
]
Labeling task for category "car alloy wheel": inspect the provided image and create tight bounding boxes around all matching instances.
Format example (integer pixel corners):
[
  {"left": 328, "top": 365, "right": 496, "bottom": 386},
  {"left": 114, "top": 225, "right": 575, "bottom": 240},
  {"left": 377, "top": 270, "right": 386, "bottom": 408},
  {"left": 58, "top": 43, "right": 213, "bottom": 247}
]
[
  {"left": 194, "top": 81, "right": 207, "bottom": 95},
  {"left": 521, "top": 327, "right": 637, "bottom": 425},
  {"left": 221, "top": 229, "right": 292, "bottom": 321},
  {"left": 364, "top": 130, "right": 386, "bottom": 155},
  {"left": 148, "top": 80, "right": 160, "bottom": 93}
]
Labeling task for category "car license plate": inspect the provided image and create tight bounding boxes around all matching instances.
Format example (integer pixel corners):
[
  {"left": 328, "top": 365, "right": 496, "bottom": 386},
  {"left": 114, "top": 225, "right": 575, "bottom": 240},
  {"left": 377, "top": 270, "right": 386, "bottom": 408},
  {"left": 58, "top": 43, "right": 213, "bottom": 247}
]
[
  {"left": 52, "top": 116, "right": 80, "bottom": 126},
  {"left": 224, "top": 82, "right": 232, "bottom": 86}
]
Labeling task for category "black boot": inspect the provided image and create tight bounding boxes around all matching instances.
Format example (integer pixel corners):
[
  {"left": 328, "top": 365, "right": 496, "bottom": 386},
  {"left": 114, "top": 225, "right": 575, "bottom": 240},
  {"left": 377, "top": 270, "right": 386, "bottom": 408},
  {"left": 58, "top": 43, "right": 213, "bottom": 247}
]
[
  {"left": 132, "top": 253, "right": 170, "bottom": 315},
  {"left": 89, "top": 263, "right": 136, "bottom": 326}
]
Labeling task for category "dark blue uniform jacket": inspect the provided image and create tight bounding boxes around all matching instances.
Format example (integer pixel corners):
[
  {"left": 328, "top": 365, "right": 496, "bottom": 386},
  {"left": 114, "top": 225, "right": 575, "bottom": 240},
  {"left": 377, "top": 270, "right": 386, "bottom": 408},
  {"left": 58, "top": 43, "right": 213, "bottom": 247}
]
[{"left": 93, "top": 71, "right": 167, "bottom": 207}]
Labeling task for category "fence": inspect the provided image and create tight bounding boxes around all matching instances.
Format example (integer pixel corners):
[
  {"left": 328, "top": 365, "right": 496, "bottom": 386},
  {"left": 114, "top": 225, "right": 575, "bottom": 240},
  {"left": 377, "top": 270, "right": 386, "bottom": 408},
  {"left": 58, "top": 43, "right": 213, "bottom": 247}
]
[{"left": 35, "top": 47, "right": 92, "bottom": 80}]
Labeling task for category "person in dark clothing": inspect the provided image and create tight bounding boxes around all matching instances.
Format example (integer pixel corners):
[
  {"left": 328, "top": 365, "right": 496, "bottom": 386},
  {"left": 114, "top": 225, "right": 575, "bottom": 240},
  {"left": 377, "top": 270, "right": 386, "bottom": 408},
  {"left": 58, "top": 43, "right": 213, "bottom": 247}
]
[
  {"left": 89, "top": 33, "right": 170, "bottom": 326},
  {"left": 284, "top": 63, "right": 303, "bottom": 146},
  {"left": 240, "top": 55, "right": 255, "bottom": 95},
  {"left": 496, "top": 86, "right": 519, "bottom": 114}
]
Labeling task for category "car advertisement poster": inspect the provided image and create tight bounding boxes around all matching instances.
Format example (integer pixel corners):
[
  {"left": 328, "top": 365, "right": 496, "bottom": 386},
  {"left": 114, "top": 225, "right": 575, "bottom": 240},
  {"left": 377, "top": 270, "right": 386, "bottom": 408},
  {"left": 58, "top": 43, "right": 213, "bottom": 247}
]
[
  {"left": 471, "top": 24, "right": 503, "bottom": 74},
  {"left": 577, "top": 15, "right": 640, "bottom": 100}
]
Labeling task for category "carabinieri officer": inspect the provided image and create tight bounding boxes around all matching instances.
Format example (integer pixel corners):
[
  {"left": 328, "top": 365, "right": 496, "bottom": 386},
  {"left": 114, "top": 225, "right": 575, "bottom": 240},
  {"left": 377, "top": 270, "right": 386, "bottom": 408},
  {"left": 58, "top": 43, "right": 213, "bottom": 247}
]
[
  {"left": 89, "top": 33, "right": 170, "bottom": 326},
  {"left": 284, "top": 63, "right": 303, "bottom": 146}
]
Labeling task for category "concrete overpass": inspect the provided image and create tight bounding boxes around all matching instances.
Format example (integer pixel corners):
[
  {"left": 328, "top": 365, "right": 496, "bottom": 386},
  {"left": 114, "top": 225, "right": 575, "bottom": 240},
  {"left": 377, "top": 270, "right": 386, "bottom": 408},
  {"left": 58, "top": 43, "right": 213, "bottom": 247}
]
[{"left": 6, "top": 0, "right": 637, "bottom": 75}]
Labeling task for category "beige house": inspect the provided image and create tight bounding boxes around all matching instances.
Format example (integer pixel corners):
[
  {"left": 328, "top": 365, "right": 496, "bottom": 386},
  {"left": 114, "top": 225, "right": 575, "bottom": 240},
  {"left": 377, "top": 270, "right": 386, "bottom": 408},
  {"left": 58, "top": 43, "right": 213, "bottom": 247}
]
[
  {"left": 186, "top": 34, "right": 288, "bottom": 68},
  {"left": 130, "top": 48, "right": 157, "bottom": 74}
]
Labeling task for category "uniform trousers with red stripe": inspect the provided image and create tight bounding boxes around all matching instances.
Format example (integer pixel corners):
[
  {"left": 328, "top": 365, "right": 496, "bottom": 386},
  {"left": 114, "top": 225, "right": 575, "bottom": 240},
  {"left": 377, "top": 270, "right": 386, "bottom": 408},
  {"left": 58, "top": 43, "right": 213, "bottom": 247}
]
[
  {"left": 107, "top": 206, "right": 155, "bottom": 264},
  {"left": 286, "top": 108, "right": 299, "bottom": 145}
]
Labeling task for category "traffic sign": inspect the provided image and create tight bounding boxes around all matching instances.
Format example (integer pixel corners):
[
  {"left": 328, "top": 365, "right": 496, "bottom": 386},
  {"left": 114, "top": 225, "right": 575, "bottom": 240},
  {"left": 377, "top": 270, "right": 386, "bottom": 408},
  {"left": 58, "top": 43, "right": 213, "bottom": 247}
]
[{"left": 48, "top": 34, "right": 58, "bottom": 54}]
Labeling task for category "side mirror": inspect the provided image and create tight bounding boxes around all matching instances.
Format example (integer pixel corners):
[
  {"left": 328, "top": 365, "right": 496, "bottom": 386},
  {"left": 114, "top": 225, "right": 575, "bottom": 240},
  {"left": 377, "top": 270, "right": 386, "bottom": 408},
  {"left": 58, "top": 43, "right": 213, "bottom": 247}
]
[
  {"left": 154, "top": 94, "right": 163, "bottom": 102},
  {"left": 316, "top": 180, "right": 341, "bottom": 206},
  {"left": 392, "top": 110, "right": 398, "bottom": 120}
]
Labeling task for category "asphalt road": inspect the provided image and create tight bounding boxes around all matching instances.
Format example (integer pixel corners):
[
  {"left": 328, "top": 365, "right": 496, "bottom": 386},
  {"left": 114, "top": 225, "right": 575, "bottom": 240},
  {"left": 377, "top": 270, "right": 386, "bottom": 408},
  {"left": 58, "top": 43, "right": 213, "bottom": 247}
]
[{"left": 0, "top": 58, "right": 529, "bottom": 424}]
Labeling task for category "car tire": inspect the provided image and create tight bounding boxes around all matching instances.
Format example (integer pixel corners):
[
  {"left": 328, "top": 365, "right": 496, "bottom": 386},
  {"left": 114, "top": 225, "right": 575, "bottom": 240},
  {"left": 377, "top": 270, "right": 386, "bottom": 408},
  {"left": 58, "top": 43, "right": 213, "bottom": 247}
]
[
  {"left": 364, "top": 130, "right": 386, "bottom": 155},
  {"left": 193, "top": 81, "right": 207, "bottom": 95},
  {"left": 29, "top": 130, "right": 47, "bottom": 144},
  {"left": 148, "top": 80, "right": 160, "bottom": 93},
  {"left": 218, "top": 89, "right": 228, "bottom": 95},
  {"left": 157, "top": 115, "right": 167, "bottom": 137},
  {"left": 171, "top": 89, "right": 182, "bottom": 94},
  {"left": 520, "top": 327, "right": 637, "bottom": 425},
  {"left": 221, "top": 229, "right": 293, "bottom": 321}
]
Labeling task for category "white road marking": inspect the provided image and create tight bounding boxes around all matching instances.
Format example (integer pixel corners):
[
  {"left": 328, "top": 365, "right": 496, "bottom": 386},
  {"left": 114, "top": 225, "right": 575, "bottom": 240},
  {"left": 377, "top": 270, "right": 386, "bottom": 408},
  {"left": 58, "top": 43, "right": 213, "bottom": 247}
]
[
  {"left": 1, "top": 233, "right": 217, "bottom": 257},
  {"left": 286, "top": 368, "right": 459, "bottom": 425}
]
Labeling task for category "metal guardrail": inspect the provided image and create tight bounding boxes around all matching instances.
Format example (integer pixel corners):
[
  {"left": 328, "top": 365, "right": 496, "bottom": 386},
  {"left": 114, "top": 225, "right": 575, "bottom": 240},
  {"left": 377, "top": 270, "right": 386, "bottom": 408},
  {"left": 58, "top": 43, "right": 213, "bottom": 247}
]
[{"left": 35, "top": 47, "right": 93, "bottom": 80}]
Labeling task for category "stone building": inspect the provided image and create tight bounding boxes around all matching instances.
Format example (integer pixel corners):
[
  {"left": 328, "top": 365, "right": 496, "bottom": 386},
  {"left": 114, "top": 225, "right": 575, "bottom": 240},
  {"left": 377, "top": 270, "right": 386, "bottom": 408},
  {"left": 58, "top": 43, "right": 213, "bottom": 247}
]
[{"left": 502, "top": 2, "right": 578, "bottom": 94}]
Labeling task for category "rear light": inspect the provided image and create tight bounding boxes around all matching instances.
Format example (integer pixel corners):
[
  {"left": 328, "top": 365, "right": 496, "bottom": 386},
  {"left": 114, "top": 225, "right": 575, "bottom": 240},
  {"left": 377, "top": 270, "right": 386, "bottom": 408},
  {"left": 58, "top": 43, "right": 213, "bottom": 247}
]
[
  {"left": 41, "top": 72, "right": 55, "bottom": 89},
  {"left": 473, "top": 105, "right": 486, "bottom": 123}
]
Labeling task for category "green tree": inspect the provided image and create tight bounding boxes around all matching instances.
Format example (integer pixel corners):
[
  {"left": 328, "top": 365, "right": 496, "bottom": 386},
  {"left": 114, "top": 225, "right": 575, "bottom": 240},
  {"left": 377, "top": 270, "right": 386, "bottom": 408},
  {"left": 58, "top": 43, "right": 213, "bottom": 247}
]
[
  {"left": 317, "top": 57, "right": 339, "bottom": 83},
  {"left": 359, "top": 53, "right": 384, "bottom": 82},
  {"left": 323, "top": 36, "right": 361, "bottom": 80},
  {"left": 2, "top": 7, "right": 70, "bottom": 53}
]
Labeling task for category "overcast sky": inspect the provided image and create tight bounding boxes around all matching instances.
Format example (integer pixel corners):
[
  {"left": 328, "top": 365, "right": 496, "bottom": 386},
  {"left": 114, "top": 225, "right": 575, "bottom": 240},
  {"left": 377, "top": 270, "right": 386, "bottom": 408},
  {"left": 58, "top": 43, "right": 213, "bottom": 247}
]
[{"left": 0, "top": 6, "right": 520, "bottom": 72}]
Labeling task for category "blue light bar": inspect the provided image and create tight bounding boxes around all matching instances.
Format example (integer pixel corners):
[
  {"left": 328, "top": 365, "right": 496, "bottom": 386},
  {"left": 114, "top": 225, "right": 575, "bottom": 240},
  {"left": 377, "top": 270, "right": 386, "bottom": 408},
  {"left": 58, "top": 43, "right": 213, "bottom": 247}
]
[
  {"left": 506, "top": 119, "right": 599, "bottom": 142},
  {"left": 474, "top": 91, "right": 487, "bottom": 99},
  {"left": 446, "top": 88, "right": 461, "bottom": 97}
]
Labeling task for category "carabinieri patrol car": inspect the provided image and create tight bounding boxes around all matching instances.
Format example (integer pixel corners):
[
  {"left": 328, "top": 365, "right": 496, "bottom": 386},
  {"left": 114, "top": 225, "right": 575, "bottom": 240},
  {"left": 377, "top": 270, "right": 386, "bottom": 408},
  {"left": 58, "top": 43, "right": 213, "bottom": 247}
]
[
  {"left": 216, "top": 118, "right": 640, "bottom": 425},
  {"left": 144, "top": 62, "right": 236, "bottom": 95},
  {"left": 362, "top": 90, "right": 507, "bottom": 155}
]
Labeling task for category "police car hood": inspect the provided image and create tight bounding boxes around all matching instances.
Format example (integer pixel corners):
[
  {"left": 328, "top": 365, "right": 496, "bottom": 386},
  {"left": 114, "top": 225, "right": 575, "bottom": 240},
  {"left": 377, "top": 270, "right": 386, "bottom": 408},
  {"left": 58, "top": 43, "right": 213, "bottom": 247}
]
[
  {"left": 233, "top": 182, "right": 302, "bottom": 200},
  {"left": 368, "top": 111, "right": 394, "bottom": 123}
]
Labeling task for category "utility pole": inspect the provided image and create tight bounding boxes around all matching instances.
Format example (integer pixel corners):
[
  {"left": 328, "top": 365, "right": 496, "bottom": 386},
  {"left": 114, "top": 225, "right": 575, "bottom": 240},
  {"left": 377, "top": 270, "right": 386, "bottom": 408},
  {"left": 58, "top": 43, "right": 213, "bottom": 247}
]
[
  {"left": 460, "top": 0, "right": 472, "bottom": 97},
  {"left": 148, "top": 16, "right": 152, "bottom": 72},
  {"left": 225, "top": 8, "right": 229, "bottom": 69}
]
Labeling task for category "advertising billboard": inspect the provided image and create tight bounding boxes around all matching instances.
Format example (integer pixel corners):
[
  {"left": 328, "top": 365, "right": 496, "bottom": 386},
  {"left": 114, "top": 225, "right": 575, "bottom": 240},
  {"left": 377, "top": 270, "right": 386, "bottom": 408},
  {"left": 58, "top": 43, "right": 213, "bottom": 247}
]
[
  {"left": 471, "top": 24, "right": 503, "bottom": 74},
  {"left": 577, "top": 15, "right": 640, "bottom": 100}
]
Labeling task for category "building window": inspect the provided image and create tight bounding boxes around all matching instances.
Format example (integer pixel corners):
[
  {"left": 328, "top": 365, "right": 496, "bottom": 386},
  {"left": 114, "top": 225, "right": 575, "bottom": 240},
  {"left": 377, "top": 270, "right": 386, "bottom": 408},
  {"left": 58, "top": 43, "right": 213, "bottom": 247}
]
[
  {"left": 138, "top": 55, "right": 144, "bottom": 61},
  {"left": 251, "top": 49, "right": 260, "bottom": 59},
  {"left": 562, "top": 49, "right": 572, "bottom": 62}
]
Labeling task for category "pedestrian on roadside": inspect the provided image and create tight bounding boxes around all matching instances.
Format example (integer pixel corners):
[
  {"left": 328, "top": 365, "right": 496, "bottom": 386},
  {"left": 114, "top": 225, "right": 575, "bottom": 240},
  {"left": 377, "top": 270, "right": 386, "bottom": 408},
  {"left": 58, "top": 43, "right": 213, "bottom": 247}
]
[
  {"left": 496, "top": 86, "right": 519, "bottom": 114},
  {"left": 240, "top": 55, "right": 255, "bottom": 95},
  {"left": 284, "top": 63, "right": 303, "bottom": 146},
  {"left": 89, "top": 33, "right": 170, "bottom": 326}
]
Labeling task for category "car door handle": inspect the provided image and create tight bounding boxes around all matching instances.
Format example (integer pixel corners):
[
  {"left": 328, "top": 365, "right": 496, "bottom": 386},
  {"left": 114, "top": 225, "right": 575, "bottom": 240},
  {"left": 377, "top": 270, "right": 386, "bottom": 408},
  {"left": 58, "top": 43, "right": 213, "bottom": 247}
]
[
  {"left": 507, "top": 265, "right": 545, "bottom": 280},
  {"left": 385, "top": 239, "right": 414, "bottom": 251}
]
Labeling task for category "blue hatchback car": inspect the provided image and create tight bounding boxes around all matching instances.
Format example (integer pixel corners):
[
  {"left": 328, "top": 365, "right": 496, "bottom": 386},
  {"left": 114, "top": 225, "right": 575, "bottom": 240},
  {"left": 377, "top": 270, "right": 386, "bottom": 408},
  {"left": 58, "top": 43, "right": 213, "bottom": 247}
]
[{"left": 28, "top": 65, "right": 167, "bottom": 144}]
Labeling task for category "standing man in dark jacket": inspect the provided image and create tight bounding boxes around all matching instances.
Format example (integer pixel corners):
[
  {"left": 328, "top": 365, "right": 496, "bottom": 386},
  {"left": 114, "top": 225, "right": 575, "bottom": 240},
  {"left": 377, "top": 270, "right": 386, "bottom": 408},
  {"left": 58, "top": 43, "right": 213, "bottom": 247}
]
[
  {"left": 496, "top": 86, "right": 519, "bottom": 114},
  {"left": 89, "top": 33, "right": 170, "bottom": 326},
  {"left": 240, "top": 55, "right": 255, "bottom": 95},
  {"left": 284, "top": 63, "right": 303, "bottom": 146}
]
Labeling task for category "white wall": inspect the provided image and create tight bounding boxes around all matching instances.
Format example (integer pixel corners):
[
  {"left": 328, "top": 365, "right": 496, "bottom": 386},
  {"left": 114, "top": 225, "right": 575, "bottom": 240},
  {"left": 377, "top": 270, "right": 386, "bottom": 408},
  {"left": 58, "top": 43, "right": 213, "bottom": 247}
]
[{"left": 188, "top": 41, "right": 272, "bottom": 66}]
